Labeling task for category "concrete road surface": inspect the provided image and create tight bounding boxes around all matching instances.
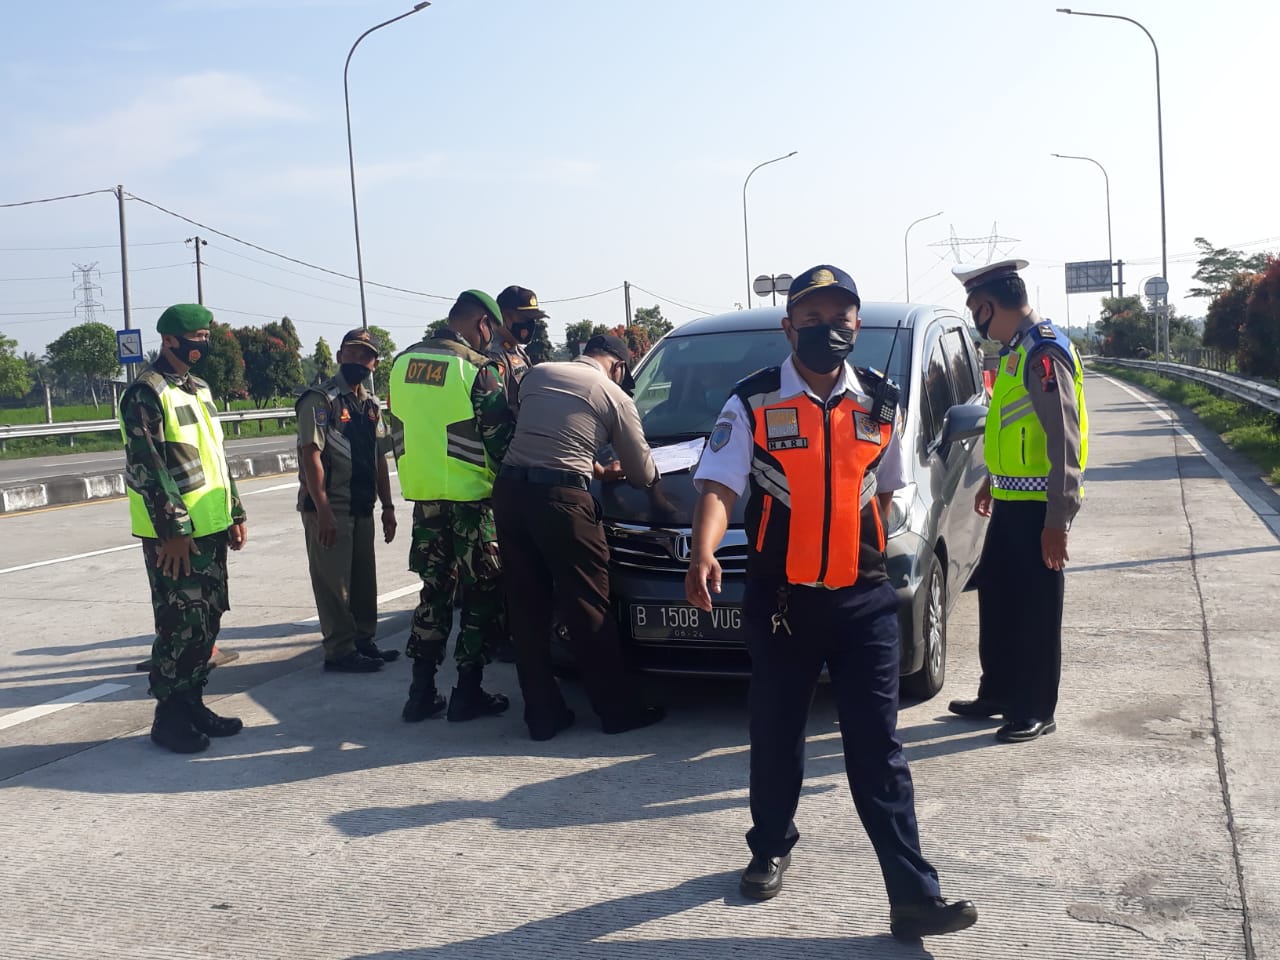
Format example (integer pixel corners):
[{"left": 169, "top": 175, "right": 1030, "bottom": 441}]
[
  {"left": 0, "top": 434, "right": 296, "bottom": 484},
  {"left": 1, "top": 372, "right": 1277, "bottom": 959}
]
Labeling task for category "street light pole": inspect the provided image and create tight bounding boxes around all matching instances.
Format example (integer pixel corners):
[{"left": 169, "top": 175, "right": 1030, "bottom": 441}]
[
  {"left": 742, "top": 150, "right": 797, "bottom": 308},
  {"left": 344, "top": 2, "right": 431, "bottom": 329},
  {"left": 1056, "top": 9, "right": 1166, "bottom": 299},
  {"left": 1051, "top": 153, "right": 1112, "bottom": 290},
  {"left": 903, "top": 210, "right": 943, "bottom": 302}
]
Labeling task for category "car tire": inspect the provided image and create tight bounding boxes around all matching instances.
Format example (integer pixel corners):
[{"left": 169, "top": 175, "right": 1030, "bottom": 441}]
[{"left": 902, "top": 553, "right": 946, "bottom": 700}]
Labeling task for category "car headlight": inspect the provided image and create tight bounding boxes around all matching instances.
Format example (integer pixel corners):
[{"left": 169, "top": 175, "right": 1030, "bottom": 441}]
[{"left": 885, "top": 482, "right": 918, "bottom": 538}]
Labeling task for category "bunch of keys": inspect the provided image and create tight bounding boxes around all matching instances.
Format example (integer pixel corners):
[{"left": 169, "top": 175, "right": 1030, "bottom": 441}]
[{"left": 771, "top": 586, "right": 792, "bottom": 636}]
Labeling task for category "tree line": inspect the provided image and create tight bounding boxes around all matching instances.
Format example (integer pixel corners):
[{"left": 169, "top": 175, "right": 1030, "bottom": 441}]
[{"left": 0, "top": 303, "right": 676, "bottom": 413}]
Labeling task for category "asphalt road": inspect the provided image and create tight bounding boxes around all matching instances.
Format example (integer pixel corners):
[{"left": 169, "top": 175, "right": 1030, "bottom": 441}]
[
  {"left": 0, "top": 434, "right": 297, "bottom": 484},
  {"left": 1, "top": 372, "right": 1277, "bottom": 959}
]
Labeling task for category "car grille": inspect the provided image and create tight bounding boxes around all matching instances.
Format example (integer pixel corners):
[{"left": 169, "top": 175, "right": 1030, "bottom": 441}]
[{"left": 605, "top": 524, "right": 749, "bottom": 575}]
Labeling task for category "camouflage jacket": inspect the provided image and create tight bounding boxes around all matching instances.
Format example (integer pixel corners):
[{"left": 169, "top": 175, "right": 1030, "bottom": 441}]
[
  {"left": 419, "top": 330, "right": 516, "bottom": 465},
  {"left": 121, "top": 359, "right": 246, "bottom": 540}
]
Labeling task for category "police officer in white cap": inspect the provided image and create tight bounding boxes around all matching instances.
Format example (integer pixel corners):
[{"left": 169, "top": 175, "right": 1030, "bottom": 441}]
[{"left": 948, "top": 259, "right": 1089, "bottom": 743}]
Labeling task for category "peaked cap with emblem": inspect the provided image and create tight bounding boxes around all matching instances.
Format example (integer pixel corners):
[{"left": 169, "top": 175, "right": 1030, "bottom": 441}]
[
  {"left": 787, "top": 264, "right": 861, "bottom": 309},
  {"left": 156, "top": 303, "right": 214, "bottom": 335},
  {"left": 952, "top": 258, "right": 1030, "bottom": 294},
  {"left": 496, "top": 285, "right": 549, "bottom": 319},
  {"left": 339, "top": 327, "right": 381, "bottom": 358}
]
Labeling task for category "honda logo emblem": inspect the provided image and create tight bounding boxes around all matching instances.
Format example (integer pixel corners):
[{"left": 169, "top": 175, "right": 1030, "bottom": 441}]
[{"left": 673, "top": 534, "right": 693, "bottom": 561}]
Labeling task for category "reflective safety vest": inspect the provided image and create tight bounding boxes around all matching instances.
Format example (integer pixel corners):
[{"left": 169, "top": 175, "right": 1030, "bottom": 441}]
[
  {"left": 120, "top": 369, "right": 234, "bottom": 538},
  {"left": 735, "top": 366, "right": 894, "bottom": 589},
  {"left": 985, "top": 321, "right": 1090, "bottom": 501},
  {"left": 389, "top": 338, "right": 497, "bottom": 502}
]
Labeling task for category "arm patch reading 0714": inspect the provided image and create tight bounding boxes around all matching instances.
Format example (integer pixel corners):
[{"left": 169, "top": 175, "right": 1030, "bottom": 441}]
[{"left": 404, "top": 358, "right": 449, "bottom": 386}]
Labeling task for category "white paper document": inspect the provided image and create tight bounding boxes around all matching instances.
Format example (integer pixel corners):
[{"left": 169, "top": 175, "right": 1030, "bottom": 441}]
[{"left": 649, "top": 437, "right": 706, "bottom": 476}]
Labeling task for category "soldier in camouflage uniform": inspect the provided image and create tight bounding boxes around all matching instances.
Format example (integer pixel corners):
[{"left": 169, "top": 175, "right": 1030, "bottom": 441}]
[
  {"left": 389, "top": 290, "right": 515, "bottom": 723},
  {"left": 119, "top": 304, "right": 247, "bottom": 754}
]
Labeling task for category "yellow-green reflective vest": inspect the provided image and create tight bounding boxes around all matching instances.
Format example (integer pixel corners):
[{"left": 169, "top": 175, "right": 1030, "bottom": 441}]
[
  {"left": 389, "top": 340, "right": 495, "bottom": 502},
  {"left": 121, "top": 370, "right": 234, "bottom": 538},
  {"left": 985, "top": 321, "right": 1089, "bottom": 502}
]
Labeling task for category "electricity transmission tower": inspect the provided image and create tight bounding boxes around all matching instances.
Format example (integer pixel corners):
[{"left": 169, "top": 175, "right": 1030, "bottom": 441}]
[
  {"left": 72, "top": 262, "right": 105, "bottom": 323},
  {"left": 929, "top": 223, "right": 1021, "bottom": 266}
]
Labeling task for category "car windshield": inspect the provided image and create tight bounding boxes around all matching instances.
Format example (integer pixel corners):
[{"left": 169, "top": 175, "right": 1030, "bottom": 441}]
[{"left": 633, "top": 326, "right": 911, "bottom": 441}]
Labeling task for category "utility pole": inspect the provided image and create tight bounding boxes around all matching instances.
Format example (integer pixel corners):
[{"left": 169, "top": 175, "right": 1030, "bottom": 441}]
[
  {"left": 185, "top": 236, "right": 207, "bottom": 305},
  {"left": 623, "top": 280, "right": 633, "bottom": 327},
  {"left": 1115, "top": 259, "right": 1125, "bottom": 299},
  {"left": 115, "top": 185, "right": 135, "bottom": 382}
]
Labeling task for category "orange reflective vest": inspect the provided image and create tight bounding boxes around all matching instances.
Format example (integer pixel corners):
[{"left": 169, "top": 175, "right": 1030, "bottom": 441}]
[{"left": 735, "top": 366, "right": 893, "bottom": 589}]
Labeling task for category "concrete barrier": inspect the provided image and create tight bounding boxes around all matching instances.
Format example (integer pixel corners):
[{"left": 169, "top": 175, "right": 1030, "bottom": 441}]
[{"left": 0, "top": 451, "right": 298, "bottom": 514}]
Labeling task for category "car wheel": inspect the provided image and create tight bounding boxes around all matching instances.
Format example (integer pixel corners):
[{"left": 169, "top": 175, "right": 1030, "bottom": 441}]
[{"left": 902, "top": 553, "right": 946, "bottom": 700}]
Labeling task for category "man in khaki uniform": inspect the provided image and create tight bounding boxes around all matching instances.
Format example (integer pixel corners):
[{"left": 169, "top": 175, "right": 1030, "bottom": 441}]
[{"left": 296, "top": 328, "right": 398, "bottom": 673}]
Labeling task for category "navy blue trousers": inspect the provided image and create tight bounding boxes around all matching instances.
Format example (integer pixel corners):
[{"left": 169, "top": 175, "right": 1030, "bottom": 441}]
[
  {"left": 743, "top": 579, "right": 941, "bottom": 905},
  {"left": 975, "top": 499, "right": 1064, "bottom": 721}
]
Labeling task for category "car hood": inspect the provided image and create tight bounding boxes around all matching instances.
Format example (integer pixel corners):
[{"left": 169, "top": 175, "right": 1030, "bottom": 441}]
[{"left": 594, "top": 468, "right": 746, "bottom": 528}]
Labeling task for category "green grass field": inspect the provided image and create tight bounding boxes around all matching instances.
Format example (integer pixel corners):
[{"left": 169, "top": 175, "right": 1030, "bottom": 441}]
[{"left": 1093, "top": 363, "right": 1280, "bottom": 485}]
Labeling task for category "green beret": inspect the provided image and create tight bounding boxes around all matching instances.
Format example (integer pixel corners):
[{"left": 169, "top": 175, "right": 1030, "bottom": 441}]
[
  {"left": 156, "top": 303, "right": 213, "bottom": 335},
  {"left": 458, "top": 289, "right": 504, "bottom": 327}
]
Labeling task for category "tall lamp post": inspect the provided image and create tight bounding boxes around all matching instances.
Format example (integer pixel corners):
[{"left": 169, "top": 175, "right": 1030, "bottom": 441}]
[
  {"left": 742, "top": 151, "right": 797, "bottom": 308},
  {"left": 1057, "top": 9, "right": 1167, "bottom": 347},
  {"left": 1050, "top": 153, "right": 1112, "bottom": 289},
  {"left": 345, "top": 2, "right": 431, "bottom": 329},
  {"left": 903, "top": 210, "right": 943, "bottom": 302}
]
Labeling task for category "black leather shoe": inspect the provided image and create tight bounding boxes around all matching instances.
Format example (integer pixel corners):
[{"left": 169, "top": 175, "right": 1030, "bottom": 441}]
[
  {"left": 601, "top": 704, "right": 665, "bottom": 735},
  {"left": 739, "top": 853, "right": 791, "bottom": 901},
  {"left": 402, "top": 689, "right": 447, "bottom": 722},
  {"left": 528, "top": 708, "right": 576, "bottom": 742},
  {"left": 996, "top": 718, "right": 1057, "bottom": 742},
  {"left": 947, "top": 697, "right": 1006, "bottom": 719},
  {"left": 446, "top": 667, "right": 510, "bottom": 721},
  {"left": 890, "top": 897, "right": 978, "bottom": 940},
  {"left": 324, "top": 650, "right": 385, "bottom": 673},
  {"left": 356, "top": 638, "right": 401, "bottom": 663}
]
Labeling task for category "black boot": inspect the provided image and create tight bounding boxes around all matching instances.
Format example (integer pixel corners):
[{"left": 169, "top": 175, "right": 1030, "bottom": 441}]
[
  {"left": 150, "top": 697, "right": 210, "bottom": 754},
  {"left": 402, "top": 659, "right": 446, "bottom": 722},
  {"left": 446, "top": 665, "right": 510, "bottom": 722},
  {"left": 185, "top": 686, "right": 243, "bottom": 738},
  {"left": 356, "top": 637, "right": 401, "bottom": 663}
]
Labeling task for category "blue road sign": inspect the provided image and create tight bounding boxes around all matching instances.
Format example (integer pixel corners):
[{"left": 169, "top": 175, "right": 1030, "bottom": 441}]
[{"left": 116, "top": 329, "right": 144, "bottom": 364}]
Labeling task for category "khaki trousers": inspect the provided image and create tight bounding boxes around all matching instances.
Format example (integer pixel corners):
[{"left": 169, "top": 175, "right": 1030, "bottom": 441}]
[{"left": 302, "top": 511, "right": 378, "bottom": 660}]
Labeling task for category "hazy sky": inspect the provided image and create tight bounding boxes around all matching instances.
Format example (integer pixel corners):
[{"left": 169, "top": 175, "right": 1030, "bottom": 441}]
[{"left": 3, "top": 0, "right": 1278, "bottom": 359}]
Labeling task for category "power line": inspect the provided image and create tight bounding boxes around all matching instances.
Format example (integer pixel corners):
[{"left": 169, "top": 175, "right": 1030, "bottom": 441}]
[
  {"left": 0, "top": 241, "right": 178, "bottom": 252},
  {"left": 0, "top": 262, "right": 190, "bottom": 283},
  {"left": 201, "top": 261, "right": 434, "bottom": 321},
  {"left": 541, "top": 285, "right": 624, "bottom": 304},
  {"left": 627, "top": 283, "right": 716, "bottom": 316},
  {"left": 0, "top": 188, "right": 115, "bottom": 209}
]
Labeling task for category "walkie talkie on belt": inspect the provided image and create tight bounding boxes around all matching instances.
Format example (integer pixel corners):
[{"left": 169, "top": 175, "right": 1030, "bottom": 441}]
[{"left": 869, "top": 374, "right": 900, "bottom": 425}]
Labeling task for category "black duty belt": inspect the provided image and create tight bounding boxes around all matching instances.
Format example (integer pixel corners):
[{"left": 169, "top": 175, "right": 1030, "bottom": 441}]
[{"left": 499, "top": 465, "right": 591, "bottom": 491}]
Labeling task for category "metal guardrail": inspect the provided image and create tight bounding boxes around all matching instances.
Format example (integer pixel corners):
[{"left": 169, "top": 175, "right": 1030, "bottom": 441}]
[
  {"left": 1093, "top": 358, "right": 1280, "bottom": 416},
  {"left": 0, "top": 407, "right": 296, "bottom": 446}
]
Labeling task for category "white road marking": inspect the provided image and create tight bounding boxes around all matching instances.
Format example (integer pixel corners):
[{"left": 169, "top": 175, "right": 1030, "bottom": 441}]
[
  {"left": 240, "top": 481, "right": 297, "bottom": 496},
  {"left": 0, "top": 542, "right": 140, "bottom": 576},
  {"left": 0, "top": 683, "right": 131, "bottom": 732},
  {"left": 292, "top": 583, "right": 419, "bottom": 625},
  {"left": 1104, "top": 375, "right": 1280, "bottom": 539}
]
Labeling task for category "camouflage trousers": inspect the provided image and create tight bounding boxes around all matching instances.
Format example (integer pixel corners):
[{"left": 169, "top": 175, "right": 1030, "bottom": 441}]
[
  {"left": 142, "top": 532, "right": 230, "bottom": 700},
  {"left": 406, "top": 500, "right": 504, "bottom": 669}
]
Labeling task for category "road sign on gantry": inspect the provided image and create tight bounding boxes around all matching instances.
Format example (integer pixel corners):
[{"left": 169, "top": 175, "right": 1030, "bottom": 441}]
[{"left": 1065, "top": 260, "right": 1113, "bottom": 294}]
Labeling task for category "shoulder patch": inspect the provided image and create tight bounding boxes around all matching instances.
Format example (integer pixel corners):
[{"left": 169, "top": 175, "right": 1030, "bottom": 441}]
[
  {"left": 854, "top": 412, "right": 883, "bottom": 444},
  {"left": 1037, "top": 323, "right": 1056, "bottom": 340},
  {"left": 709, "top": 420, "right": 734, "bottom": 452},
  {"left": 313, "top": 407, "right": 329, "bottom": 427}
]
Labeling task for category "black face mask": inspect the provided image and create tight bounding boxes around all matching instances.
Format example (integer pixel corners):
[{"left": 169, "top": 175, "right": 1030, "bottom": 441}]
[
  {"left": 174, "top": 336, "right": 209, "bottom": 367},
  {"left": 793, "top": 324, "right": 854, "bottom": 375},
  {"left": 612, "top": 361, "right": 636, "bottom": 396},
  {"left": 340, "top": 363, "right": 370, "bottom": 387},
  {"left": 972, "top": 302, "right": 995, "bottom": 340},
  {"left": 511, "top": 321, "right": 535, "bottom": 344}
]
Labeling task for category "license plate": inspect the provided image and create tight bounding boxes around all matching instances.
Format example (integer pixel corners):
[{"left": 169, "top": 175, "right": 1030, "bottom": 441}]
[{"left": 629, "top": 604, "right": 743, "bottom": 641}]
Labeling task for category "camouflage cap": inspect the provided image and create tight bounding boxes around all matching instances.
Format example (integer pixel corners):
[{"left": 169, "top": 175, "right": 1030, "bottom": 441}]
[{"left": 156, "top": 303, "right": 213, "bottom": 335}]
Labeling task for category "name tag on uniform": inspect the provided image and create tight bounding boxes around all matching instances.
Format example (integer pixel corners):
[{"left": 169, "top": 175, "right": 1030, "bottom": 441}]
[
  {"left": 1005, "top": 352, "right": 1020, "bottom": 376},
  {"left": 854, "top": 412, "right": 882, "bottom": 444},
  {"left": 404, "top": 358, "right": 448, "bottom": 386},
  {"left": 765, "top": 407, "right": 800, "bottom": 439},
  {"left": 767, "top": 437, "right": 809, "bottom": 452}
]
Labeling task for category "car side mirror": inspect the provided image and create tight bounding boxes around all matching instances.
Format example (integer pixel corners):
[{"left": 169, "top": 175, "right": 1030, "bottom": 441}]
[{"left": 938, "top": 403, "right": 987, "bottom": 449}]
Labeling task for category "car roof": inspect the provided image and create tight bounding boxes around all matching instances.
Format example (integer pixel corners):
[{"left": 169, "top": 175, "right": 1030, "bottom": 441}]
[{"left": 665, "top": 302, "right": 949, "bottom": 338}]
